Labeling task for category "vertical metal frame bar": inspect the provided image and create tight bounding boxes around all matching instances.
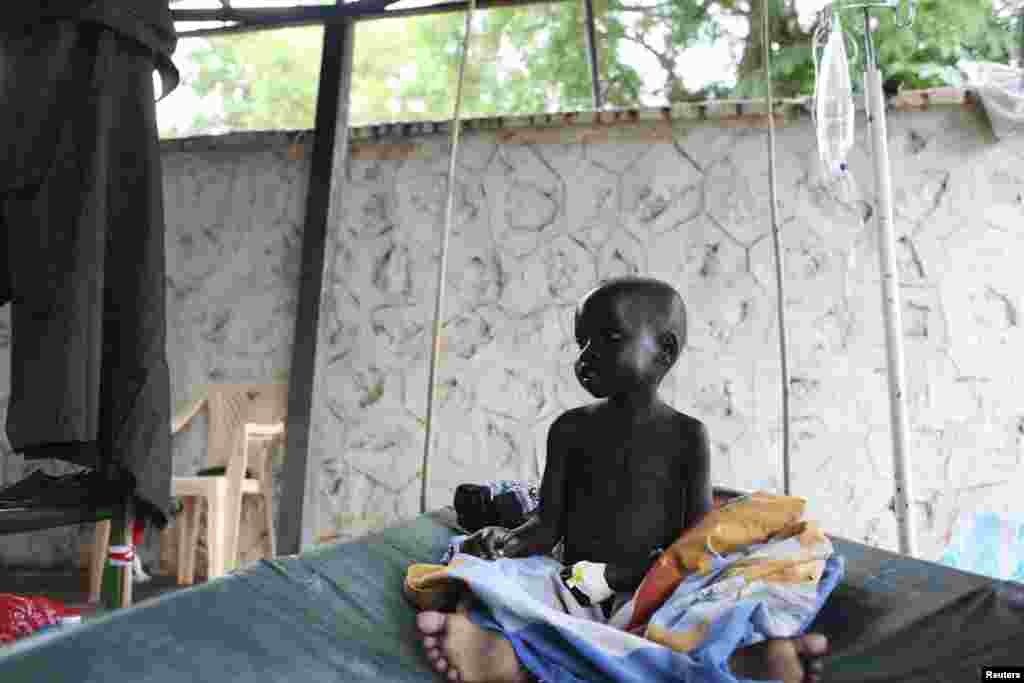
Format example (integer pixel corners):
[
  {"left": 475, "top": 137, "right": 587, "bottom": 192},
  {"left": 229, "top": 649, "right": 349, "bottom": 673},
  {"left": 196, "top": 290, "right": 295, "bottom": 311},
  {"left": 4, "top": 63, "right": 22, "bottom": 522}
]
[
  {"left": 279, "top": 16, "right": 356, "bottom": 556},
  {"left": 761, "top": 0, "right": 792, "bottom": 496},
  {"left": 860, "top": 8, "right": 916, "bottom": 557},
  {"left": 420, "top": 0, "right": 478, "bottom": 514},
  {"left": 582, "top": 0, "right": 601, "bottom": 108},
  {"left": 1018, "top": 6, "right": 1024, "bottom": 72}
]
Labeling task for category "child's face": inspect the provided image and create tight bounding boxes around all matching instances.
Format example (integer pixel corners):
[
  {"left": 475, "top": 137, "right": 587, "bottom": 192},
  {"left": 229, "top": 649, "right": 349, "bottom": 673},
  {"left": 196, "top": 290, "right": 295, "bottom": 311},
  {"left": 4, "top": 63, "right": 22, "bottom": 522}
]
[{"left": 573, "top": 290, "right": 663, "bottom": 398}]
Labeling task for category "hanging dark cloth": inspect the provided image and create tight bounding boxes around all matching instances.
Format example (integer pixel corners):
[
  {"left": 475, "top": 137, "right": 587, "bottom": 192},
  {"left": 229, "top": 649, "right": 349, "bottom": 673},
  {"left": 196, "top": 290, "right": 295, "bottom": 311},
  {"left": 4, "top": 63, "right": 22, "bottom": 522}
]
[
  {"left": 0, "top": 4, "right": 177, "bottom": 526},
  {"left": 7, "top": 2, "right": 179, "bottom": 97}
]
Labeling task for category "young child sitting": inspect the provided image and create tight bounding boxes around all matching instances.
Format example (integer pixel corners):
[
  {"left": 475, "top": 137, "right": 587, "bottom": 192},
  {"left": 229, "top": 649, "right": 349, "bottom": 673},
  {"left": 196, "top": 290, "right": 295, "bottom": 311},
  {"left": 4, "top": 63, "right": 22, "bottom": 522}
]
[{"left": 415, "top": 276, "right": 830, "bottom": 683}]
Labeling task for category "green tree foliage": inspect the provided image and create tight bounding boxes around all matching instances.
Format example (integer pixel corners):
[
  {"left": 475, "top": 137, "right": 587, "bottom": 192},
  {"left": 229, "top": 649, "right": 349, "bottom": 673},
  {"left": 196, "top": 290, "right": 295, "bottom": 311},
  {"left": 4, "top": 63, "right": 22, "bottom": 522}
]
[
  {"left": 824, "top": 0, "right": 1017, "bottom": 92},
  {"left": 160, "top": 0, "right": 1020, "bottom": 137},
  {"left": 390, "top": 3, "right": 643, "bottom": 116},
  {"left": 185, "top": 26, "right": 323, "bottom": 132}
]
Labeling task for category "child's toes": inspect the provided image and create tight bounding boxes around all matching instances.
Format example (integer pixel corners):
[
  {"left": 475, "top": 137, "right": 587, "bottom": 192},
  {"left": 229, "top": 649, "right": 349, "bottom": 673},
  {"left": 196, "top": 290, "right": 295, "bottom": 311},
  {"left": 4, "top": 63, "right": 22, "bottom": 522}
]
[
  {"left": 417, "top": 610, "right": 448, "bottom": 635},
  {"left": 798, "top": 633, "right": 828, "bottom": 656},
  {"left": 796, "top": 633, "right": 828, "bottom": 683}
]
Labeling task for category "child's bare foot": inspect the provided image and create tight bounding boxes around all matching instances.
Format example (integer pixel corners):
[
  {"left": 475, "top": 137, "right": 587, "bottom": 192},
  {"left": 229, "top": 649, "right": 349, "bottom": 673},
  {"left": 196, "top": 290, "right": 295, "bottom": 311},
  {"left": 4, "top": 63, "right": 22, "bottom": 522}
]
[
  {"left": 416, "top": 601, "right": 532, "bottom": 683},
  {"left": 730, "top": 633, "right": 829, "bottom": 683},
  {"left": 417, "top": 598, "right": 826, "bottom": 683}
]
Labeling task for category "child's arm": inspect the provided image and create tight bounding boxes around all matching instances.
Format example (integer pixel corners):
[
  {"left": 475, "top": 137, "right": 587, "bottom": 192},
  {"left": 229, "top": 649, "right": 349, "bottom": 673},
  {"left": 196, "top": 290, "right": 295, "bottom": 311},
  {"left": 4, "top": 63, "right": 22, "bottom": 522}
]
[
  {"left": 603, "top": 560, "right": 653, "bottom": 593},
  {"left": 499, "top": 412, "right": 574, "bottom": 557},
  {"left": 683, "top": 421, "right": 713, "bottom": 531},
  {"left": 468, "top": 412, "right": 574, "bottom": 559}
]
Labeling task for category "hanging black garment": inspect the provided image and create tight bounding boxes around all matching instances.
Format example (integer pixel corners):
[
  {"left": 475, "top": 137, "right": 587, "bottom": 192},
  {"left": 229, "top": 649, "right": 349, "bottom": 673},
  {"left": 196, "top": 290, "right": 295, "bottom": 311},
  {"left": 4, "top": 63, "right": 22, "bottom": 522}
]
[{"left": 0, "top": 10, "right": 176, "bottom": 526}]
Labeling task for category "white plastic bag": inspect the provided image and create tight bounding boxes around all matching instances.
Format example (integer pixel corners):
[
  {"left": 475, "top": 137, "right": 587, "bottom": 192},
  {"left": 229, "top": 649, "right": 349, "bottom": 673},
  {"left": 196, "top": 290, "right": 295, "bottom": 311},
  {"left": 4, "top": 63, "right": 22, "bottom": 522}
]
[
  {"left": 815, "top": 13, "right": 855, "bottom": 179},
  {"left": 960, "top": 60, "right": 1024, "bottom": 140},
  {"left": 814, "top": 11, "right": 856, "bottom": 198}
]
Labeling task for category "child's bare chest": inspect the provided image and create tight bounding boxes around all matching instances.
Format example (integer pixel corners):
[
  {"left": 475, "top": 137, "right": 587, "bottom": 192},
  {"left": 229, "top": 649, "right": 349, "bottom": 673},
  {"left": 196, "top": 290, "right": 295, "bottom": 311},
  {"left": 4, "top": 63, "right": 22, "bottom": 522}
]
[
  {"left": 572, "top": 433, "right": 678, "bottom": 499},
  {"left": 563, "top": 433, "right": 682, "bottom": 564}
]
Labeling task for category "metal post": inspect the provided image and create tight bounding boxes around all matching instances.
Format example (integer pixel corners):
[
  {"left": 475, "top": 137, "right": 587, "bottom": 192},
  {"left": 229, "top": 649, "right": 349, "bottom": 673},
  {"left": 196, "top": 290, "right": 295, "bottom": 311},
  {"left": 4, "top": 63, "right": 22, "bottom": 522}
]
[
  {"left": 862, "top": 8, "right": 917, "bottom": 557},
  {"left": 279, "top": 17, "right": 356, "bottom": 556},
  {"left": 420, "top": 0, "right": 478, "bottom": 514},
  {"left": 762, "top": 0, "right": 792, "bottom": 496},
  {"left": 582, "top": 0, "right": 601, "bottom": 109},
  {"left": 1018, "top": 7, "right": 1024, "bottom": 76}
]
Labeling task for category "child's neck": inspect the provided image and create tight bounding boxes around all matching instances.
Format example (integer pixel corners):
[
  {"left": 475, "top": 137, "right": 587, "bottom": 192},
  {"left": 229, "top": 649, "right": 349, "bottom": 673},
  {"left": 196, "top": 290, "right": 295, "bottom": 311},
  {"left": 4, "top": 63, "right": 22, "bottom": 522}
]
[{"left": 606, "top": 388, "right": 664, "bottom": 421}]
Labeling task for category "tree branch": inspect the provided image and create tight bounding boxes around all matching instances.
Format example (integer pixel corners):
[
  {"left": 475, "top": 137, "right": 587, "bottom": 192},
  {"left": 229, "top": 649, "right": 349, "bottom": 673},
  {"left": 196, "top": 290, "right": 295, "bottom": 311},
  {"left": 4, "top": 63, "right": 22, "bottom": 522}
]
[
  {"left": 624, "top": 27, "right": 675, "bottom": 72},
  {"left": 614, "top": 3, "right": 676, "bottom": 13}
]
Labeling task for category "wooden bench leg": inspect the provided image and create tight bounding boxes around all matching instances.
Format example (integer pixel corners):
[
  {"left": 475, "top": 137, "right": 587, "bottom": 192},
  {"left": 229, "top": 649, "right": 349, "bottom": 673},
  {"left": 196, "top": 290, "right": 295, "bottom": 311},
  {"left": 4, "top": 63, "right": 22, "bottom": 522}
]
[
  {"left": 89, "top": 519, "right": 111, "bottom": 604},
  {"left": 100, "top": 500, "right": 134, "bottom": 609}
]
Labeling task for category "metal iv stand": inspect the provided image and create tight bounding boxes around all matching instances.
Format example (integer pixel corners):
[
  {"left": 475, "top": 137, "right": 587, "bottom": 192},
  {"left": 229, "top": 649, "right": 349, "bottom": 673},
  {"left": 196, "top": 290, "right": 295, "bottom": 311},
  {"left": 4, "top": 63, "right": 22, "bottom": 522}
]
[{"left": 825, "top": 0, "right": 918, "bottom": 557}]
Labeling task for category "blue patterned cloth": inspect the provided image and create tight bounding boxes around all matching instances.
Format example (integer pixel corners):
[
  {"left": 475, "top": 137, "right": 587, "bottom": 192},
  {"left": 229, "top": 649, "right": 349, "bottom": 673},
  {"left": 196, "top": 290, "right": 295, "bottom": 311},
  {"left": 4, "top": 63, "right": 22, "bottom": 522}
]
[
  {"left": 939, "top": 511, "right": 1024, "bottom": 583},
  {"left": 445, "top": 546, "right": 844, "bottom": 683}
]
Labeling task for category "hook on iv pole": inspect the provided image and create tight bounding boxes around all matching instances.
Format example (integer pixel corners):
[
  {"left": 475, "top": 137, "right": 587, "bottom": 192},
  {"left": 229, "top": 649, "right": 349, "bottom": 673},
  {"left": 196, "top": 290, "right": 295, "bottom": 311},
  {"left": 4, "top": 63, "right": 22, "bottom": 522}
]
[
  {"left": 825, "top": 0, "right": 916, "bottom": 29},
  {"left": 819, "top": 1, "right": 915, "bottom": 73}
]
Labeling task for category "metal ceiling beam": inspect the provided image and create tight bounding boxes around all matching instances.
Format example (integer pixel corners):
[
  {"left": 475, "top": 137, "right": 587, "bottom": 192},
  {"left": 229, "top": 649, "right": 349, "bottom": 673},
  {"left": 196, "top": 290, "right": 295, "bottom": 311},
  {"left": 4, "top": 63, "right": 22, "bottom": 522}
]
[
  {"left": 178, "top": 20, "right": 305, "bottom": 38},
  {"left": 352, "top": 0, "right": 562, "bottom": 20},
  {"left": 172, "top": 5, "right": 370, "bottom": 23},
  {"left": 581, "top": 0, "right": 601, "bottom": 108},
  {"left": 172, "top": 0, "right": 564, "bottom": 32}
]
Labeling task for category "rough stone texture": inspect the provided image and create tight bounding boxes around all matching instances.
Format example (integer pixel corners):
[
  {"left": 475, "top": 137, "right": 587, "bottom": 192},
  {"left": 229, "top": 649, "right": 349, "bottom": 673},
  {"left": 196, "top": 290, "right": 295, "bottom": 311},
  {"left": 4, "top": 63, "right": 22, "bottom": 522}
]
[
  {"left": 309, "top": 106, "right": 1024, "bottom": 562},
  {"left": 2, "top": 100, "right": 1024, "bottom": 567}
]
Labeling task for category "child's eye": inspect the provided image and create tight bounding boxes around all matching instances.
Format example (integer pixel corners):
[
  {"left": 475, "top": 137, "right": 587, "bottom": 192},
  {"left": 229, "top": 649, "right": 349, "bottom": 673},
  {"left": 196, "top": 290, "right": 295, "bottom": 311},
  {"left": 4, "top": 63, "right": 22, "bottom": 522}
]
[{"left": 604, "top": 331, "right": 622, "bottom": 342}]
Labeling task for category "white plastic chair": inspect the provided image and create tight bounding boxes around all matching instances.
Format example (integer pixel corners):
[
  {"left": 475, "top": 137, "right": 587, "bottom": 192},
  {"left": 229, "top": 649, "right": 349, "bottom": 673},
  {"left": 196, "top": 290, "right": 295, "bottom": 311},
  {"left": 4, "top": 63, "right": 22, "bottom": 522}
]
[{"left": 89, "top": 383, "right": 287, "bottom": 599}]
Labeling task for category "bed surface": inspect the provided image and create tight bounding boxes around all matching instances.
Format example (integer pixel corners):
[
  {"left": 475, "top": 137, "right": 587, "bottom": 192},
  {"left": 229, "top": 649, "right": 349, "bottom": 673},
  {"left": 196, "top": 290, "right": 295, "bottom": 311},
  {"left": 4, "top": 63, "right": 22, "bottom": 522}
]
[{"left": 1, "top": 509, "right": 1022, "bottom": 682}]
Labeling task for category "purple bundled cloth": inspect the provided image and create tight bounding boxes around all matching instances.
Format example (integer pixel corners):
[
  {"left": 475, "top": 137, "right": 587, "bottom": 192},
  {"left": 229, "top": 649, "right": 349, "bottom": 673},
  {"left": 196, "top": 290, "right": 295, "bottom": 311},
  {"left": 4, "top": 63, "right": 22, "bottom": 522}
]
[
  {"left": 444, "top": 481, "right": 540, "bottom": 563},
  {"left": 453, "top": 481, "right": 539, "bottom": 533}
]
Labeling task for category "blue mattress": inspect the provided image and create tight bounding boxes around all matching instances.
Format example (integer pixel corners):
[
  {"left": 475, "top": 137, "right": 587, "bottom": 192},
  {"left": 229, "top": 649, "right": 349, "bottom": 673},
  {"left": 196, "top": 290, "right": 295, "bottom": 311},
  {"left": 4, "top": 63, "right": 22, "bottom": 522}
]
[{"left": 1, "top": 509, "right": 1022, "bottom": 682}]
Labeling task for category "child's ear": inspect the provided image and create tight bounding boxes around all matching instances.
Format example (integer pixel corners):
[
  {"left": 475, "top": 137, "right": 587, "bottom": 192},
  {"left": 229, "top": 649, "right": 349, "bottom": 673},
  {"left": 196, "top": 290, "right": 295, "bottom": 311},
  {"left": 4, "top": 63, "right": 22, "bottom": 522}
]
[{"left": 658, "top": 332, "right": 679, "bottom": 367}]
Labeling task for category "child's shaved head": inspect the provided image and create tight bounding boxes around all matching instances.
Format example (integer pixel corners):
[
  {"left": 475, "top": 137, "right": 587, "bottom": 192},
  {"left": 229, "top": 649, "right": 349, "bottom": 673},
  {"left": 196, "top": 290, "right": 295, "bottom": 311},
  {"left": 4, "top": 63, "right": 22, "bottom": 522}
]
[{"left": 577, "top": 276, "right": 687, "bottom": 351}]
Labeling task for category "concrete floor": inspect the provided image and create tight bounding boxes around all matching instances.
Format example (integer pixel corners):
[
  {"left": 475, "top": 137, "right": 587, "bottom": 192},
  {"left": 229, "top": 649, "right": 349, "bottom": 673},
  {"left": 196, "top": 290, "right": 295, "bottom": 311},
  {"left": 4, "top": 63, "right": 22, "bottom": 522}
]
[{"left": 0, "top": 568, "right": 187, "bottom": 610}]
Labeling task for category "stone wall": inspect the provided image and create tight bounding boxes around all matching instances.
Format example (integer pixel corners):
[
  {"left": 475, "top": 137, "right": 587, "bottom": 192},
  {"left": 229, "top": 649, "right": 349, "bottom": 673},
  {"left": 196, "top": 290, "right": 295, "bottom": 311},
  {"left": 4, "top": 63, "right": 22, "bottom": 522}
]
[
  {"left": 0, "top": 134, "right": 309, "bottom": 568},
  {"left": 2, "top": 92, "right": 1023, "bottom": 568}
]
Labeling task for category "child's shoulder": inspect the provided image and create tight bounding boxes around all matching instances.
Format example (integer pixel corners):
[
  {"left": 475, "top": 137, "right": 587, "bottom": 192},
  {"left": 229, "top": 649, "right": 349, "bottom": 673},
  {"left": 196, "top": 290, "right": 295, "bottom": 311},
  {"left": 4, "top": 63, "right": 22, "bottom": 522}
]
[
  {"left": 662, "top": 406, "right": 706, "bottom": 435},
  {"left": 552, "top": 403, "right": 705, "bottom": 433},
  {"left": 551, "top": 404, "right": 597, "bottom": 428}
]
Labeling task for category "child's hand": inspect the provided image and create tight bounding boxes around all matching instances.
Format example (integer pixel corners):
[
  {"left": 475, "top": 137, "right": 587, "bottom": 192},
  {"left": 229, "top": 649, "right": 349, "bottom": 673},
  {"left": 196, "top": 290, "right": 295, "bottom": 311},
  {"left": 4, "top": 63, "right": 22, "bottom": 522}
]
[{"left": 462, "top": 526, "right": 514, "bottom": 560}]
